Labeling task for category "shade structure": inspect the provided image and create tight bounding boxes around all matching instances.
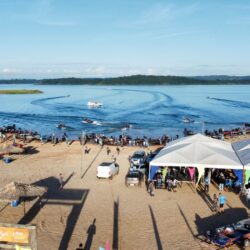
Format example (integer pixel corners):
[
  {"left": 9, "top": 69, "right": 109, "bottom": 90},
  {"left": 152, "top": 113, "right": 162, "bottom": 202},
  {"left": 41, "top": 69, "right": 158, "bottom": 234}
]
[
  {"left": 0, "top": 182, "right": 47, "bottom": 202},
  {"left": 232, "top": 139, "right": 250, "bottom": 184},
  {"left": 0, "top": 145, "right": 24, "bottom": 155},
  {"left": 232, "top": 139, "right": 250, "bottom": 169},
  {"left": 150, "top": 134, "right": 243, "bottom": 169}
]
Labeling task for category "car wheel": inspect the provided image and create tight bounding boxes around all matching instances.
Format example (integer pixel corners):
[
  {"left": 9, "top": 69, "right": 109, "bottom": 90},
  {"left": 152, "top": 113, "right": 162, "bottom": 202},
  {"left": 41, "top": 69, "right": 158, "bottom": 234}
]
[
  {"left": 109, "top": 175, "right": 113, "bottom": 180},
  {"left": 244, "top": 239, "right": 249, "bottom": 247}
]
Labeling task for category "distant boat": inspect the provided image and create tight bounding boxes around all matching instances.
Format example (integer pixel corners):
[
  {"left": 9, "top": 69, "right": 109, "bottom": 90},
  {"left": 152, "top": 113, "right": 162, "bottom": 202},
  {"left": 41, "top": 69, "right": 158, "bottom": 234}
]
[
  {"left": 183, "top": 128, "right": 194, "bottom": 136},
  {"left": 121, "top": 123, "right": 133, "bottom": 131},
  {"left": 87, "top": 101, "right": 103, "bottom": 108},
  {"left": 82, "top": 118, "right": 102, "bottom": 126},
  {"left": 82, "top": 118, "right": 94, "bottom": 124},
  {"left": 182, "top": 117, "right": 194, "bottom": 123},
  {"left": 57, "top": 123, "right": 66, "bottom": 129}
]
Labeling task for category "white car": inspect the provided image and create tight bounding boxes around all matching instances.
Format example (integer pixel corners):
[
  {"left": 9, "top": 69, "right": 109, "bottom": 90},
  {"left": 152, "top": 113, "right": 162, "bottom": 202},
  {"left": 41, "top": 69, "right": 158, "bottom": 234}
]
[{"left": 97, "top": 162, "right": 119, "bottom": 179}]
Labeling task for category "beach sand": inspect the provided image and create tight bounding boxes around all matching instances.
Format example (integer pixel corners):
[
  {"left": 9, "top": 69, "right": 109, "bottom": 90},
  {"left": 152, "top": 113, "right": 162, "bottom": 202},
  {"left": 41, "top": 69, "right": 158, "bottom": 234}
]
[{"left": 0, "top": 135, "right": 249, "bottom": 250}]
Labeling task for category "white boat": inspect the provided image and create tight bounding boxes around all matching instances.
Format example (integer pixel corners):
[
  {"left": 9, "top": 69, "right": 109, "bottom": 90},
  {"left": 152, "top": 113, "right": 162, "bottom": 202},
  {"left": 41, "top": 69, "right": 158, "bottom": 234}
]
[
  {"left": 87, "top": 101, "right": 103, "bottom": 108},
  {"left": 182, "top": 117, "right": 194, "bottom": 123}
]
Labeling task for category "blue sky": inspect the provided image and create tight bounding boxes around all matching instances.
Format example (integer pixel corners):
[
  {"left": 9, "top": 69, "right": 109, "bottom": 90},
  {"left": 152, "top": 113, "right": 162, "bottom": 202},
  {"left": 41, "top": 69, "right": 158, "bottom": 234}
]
[{"left": 0, "top": 0, "right": 250, "bottom": 78}]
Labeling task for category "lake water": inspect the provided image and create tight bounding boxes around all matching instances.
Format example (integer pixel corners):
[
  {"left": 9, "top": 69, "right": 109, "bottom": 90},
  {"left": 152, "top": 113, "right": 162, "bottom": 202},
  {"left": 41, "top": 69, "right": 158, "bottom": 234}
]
[{"left": 0, "top": 84, "right": 250, "bottom": 138}]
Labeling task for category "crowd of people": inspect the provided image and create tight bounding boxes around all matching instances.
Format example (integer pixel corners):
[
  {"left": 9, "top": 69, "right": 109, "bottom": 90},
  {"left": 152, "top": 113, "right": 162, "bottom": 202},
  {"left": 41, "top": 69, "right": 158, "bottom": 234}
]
[{"left": 1, "top": 123, "right": 250, "bottom": 147}]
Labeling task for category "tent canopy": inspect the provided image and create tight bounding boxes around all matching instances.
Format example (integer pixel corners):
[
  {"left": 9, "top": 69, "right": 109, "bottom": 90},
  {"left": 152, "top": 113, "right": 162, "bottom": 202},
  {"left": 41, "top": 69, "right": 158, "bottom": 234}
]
[
  {"left": 233, "top": 139, "right": 250, "bottom": 167},
  {"left": 0, "top": 182, "right": 47, "bottom": 202},
  {"left": 150, "top": 134, "right": 243, "bottom": 169}
]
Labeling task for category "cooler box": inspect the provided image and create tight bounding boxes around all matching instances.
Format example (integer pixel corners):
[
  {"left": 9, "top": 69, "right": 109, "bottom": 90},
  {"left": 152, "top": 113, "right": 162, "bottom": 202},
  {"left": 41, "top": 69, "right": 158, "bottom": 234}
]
[{"left": 11, "top": 200, "right": 19, "bottom": 207}]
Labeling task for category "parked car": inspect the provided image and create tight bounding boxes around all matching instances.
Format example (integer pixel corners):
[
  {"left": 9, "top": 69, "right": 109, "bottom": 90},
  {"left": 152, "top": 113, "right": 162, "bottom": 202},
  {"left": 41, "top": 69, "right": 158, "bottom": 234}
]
[
  {"left": 125, "top": 170, "right": 144, "bottom": 187},
  {"left": 97, "top": 162, "right": 119, "bottom": 179},
  {"left": 130, "top": 150, "right": 146, "bottom": 166},
  {"left": 132, "top": 163, "right": 147, "bottom": 175}
]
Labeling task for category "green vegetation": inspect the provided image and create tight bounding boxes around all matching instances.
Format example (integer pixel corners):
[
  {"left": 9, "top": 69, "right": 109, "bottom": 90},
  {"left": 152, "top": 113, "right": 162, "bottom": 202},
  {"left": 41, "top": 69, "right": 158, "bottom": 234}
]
[
  {"left": 0, "top": 79, "right": 39, "bottom": 84},
  {"left": 0, "top": 89, "right": 43, "bottom": 94},
  {"left": 40, "top": 75, "right": 250, "bottom": 85}
]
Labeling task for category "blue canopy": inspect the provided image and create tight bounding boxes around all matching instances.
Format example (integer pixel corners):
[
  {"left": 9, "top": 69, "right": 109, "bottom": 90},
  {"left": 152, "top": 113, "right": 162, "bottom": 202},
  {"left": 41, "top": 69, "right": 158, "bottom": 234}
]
[
  {"left": 233, "top": 169, "right": 243, "bottom": 184},
  {"left": 149, "top": 166, "right": 159, "bottom": 180}
]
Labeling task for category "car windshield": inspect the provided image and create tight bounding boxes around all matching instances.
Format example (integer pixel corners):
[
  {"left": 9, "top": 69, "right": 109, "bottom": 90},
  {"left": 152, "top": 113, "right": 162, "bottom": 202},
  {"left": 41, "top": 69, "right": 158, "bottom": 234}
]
[
  {"left": 128, "top": 172, "right": 140, "bottom": 177},
  {"left": 132, "top": 154, "right": 143, "bottom": 159},
  {"left": 99, "top": 162, "right": 112, "bottom": 167}
]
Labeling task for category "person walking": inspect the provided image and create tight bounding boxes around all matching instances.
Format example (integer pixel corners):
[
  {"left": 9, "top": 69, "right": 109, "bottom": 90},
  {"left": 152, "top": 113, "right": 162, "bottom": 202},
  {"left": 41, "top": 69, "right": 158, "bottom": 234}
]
[
  {"left": 106, "top": 146, "right": 111, "bottom": 155},
  {"left": 218, "top": 192, "right": 226, "bottom": 213},
  {"left": 116, "top": 146, "right": 120, "bottom": 155},
  {"left": 148, "top": 181, "right": 155, "bottom": 196}
]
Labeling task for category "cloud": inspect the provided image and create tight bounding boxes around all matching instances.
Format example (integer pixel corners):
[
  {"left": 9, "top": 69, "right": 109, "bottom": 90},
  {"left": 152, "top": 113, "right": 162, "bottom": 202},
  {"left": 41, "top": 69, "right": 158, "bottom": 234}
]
[
  {"left": 122, "top": 2, "right": 200, "bottom": 29},
  {"left": 2, "top": 68, "right": 22, "bottom": 74},
  {"left": 38, "top": 20, "right": 77, "bottom": 27}
]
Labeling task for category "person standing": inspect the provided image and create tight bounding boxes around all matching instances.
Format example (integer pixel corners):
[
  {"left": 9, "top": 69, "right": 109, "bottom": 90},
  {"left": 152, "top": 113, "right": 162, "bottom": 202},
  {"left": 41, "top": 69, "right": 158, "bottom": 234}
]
[
  {"left": 106, "top": 146, "right": 111, "bottom": 155},
  {"left": 12, "top": 134, "right": 16, "bottom": 145},
  {"left": 116, "top": 146, "right": 120, "bottom": 155},
  {"left": 246, "top": 187, "right": 250, "bottom": 204},
  {"left": 204, "top": 175, "right": 210, "bottom": 193},
  {"left": 172, "top": 178, "right": 178, "bottom": 192},
  {"left": 212, "top": 193, "right": 218, "bottom": 212},
  {"left": 218, "top": 193, "right": 226, "bottom": 213},
  {"left": 148, "top": 181, "right": 155, "bottom": 196},
  {"left": 59, "top": 173, "right": 64, "bottom": 189}
]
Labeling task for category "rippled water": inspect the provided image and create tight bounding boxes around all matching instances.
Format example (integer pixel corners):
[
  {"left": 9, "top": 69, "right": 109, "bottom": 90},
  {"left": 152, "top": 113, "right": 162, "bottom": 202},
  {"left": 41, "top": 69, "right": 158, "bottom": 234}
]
[{"left": 0, "top": 84, "right": 250, "bottom": 138}]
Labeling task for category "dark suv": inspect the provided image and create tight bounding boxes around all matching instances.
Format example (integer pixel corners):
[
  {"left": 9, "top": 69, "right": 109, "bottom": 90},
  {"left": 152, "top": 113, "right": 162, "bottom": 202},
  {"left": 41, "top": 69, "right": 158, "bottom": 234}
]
[{"left": 130, "top": 150, "right": 146, "bottom": 166}]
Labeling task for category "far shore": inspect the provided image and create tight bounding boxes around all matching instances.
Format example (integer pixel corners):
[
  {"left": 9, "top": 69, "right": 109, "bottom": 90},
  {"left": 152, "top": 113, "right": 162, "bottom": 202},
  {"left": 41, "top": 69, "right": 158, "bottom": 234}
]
[{"left": 0, "top": 89, "right": 43, "bottom": 94}]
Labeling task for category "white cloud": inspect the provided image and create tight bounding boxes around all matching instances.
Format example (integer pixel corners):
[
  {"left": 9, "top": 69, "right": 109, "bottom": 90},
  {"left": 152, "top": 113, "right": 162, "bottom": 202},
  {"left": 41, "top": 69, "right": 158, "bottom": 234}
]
[{"left": 2, "top": 68, "right": 22, "bottom": 73}]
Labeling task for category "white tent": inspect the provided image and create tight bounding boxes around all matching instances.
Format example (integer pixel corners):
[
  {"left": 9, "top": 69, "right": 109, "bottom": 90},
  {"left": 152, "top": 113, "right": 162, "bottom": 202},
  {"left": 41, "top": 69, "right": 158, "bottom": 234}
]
[
  {"left": 233, "top": 139, "right": 250, "bottom": 168},
  {"left": 150, "top": 133, "right": 243, "bottom": 169}
]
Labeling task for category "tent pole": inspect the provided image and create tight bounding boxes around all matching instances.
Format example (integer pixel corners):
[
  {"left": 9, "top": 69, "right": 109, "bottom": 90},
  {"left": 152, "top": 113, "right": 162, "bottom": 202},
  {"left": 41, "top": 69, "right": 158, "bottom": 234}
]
[{"left": 23, "top": 201, "right": 26, "bottom": 215}]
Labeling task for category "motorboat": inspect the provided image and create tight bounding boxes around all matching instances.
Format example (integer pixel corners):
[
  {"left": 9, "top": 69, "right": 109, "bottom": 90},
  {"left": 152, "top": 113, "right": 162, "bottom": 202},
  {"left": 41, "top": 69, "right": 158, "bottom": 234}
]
[
  {"left": 182, "top": 117, "right": 194, "bottom": 123},
  {"left": 82, "top": 117, "right": 102, "bottom": 126},
  {"left": 87, "top": 101, "right": 103, "bottom": 108},
  {"left": 121, "top": 123, "right": 133, "bottom": 131},
  {"left": 82, "top": 118, "right": 94, "bottom": 124},
  {"left": 57, "top": 123, "right": 66, "bottom": 129}
]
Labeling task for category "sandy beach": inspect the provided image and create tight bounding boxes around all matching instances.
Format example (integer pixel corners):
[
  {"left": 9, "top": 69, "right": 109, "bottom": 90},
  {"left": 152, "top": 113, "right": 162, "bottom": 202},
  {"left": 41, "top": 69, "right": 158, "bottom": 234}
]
[{"left": 0, "top": 134, "right": 249, "bottom": 250}]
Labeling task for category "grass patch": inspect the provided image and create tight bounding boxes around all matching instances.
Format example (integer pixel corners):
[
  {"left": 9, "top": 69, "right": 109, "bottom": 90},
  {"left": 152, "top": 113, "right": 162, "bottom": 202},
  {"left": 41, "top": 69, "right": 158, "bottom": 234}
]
[{"left": 0, "top": 89, "right": 43, "bottom": 94}]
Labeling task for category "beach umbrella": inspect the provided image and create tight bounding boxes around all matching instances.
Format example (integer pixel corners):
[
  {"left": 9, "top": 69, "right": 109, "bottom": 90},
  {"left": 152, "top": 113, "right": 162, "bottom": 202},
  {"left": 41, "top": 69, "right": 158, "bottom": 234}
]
[{"left": 0, "top": 182, "right": 47, "bottom": 202}]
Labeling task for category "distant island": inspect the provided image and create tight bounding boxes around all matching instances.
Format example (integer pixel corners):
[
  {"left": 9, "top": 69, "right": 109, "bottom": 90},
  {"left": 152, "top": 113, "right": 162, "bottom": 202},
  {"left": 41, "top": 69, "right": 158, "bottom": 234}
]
[
  {"left": 0, "top": 89, "right": 43, "bottom": 94},
  {"left": 0, "top": 75, "right": 250, "bottom": 85}
]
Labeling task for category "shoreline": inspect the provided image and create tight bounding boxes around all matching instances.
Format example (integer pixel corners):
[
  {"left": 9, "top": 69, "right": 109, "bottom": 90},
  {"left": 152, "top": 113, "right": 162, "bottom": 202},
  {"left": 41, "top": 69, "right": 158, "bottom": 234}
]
[{"left": 0, "top": 89, "right": 43, "bottom": 94}]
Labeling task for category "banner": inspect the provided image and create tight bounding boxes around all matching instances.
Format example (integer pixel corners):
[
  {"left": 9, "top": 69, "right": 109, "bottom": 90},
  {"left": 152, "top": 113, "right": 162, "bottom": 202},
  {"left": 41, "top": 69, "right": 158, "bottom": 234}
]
[{"left": 0, "top": 227, "right": 29, "bottom": 244}]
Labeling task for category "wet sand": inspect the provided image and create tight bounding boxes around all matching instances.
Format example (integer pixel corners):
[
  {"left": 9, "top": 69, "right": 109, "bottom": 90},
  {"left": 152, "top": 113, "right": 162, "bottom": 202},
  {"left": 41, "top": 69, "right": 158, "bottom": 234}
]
[{"left": 0, "top": 135, "right": 249, "bottom": 250}]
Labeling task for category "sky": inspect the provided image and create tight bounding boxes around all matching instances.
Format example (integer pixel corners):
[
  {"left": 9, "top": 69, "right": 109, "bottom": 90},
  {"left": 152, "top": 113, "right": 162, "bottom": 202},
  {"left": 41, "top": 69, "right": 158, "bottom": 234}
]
[{"left": 0, "top": 0, "right": 250, "bottom": 78}]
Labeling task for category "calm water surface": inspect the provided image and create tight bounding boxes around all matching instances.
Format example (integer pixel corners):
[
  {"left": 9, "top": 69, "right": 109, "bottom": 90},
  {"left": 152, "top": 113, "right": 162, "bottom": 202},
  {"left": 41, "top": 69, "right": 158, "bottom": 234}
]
[{"left": 0, "top": 84, "right": 250, "bottom": 138}]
